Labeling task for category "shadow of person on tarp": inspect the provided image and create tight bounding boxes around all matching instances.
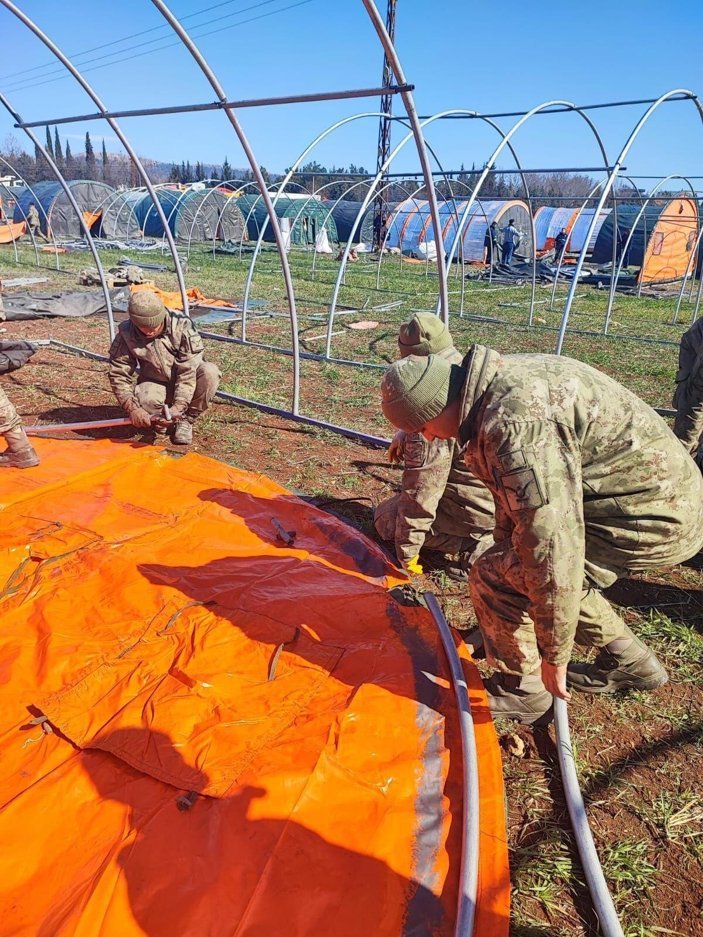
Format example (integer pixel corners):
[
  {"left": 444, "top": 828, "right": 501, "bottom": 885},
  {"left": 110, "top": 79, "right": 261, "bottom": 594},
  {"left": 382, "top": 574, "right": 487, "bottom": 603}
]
[{"left": 56, "top": 727, "right": 451, "bottom": 937}]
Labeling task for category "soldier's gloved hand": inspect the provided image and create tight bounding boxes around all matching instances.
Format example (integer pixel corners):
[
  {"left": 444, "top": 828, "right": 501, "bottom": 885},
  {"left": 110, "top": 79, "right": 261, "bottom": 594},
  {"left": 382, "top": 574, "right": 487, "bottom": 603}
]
[
  {"left": 541, "top": 660, "right": 571, "bottom": 701},
  {"left": 403, "top": 555, "right": 424, "bottom": 577},
  {"left": 169, "top": 403, "right": 187, "bottom": 422},
  {"left": 388, "top": 430, "right": 406, "bottom": 464},
  {"left": 125, "top": 401, "right": 153, "bottom": 429}
]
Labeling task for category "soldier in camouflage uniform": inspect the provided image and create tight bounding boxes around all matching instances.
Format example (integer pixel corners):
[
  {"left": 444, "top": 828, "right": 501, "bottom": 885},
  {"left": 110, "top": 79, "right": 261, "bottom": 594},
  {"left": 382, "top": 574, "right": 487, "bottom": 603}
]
[
  {"left": 381, "top": 346, "right": 703, "bottom": 723},
  {"left": 374, "top": 313, "right": 494, "bottom": 577},
  {"left": 0, "top": 336, "right": 40, "bottom": 468},
  {"left": 109, "top": 291, "right": 221, "bottom": 446},
  {"left": 673, "top": 317, "right": 703, "bottom": 468}
]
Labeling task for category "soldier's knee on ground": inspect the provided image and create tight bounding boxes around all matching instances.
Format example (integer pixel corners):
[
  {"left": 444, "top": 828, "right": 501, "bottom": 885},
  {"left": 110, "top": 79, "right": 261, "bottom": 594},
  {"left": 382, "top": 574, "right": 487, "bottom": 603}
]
[
  {"left": 134, "top": 382, "right": 167, "bottom": 414},
  {"left": 373, "top": 495, "right": 399, "bottom": 541},
  {"left": 197, "top": 362, "right": 221, "bottom": 396}
]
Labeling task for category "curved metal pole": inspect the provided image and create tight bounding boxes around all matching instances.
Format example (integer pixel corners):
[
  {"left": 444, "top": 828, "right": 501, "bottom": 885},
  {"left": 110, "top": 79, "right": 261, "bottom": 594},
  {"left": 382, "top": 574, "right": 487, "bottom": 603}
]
[
  {"left": 424, "top": 593, "right": 479, "bottom": 937},
  {"left": 361, "top": 0, "right": 449, "bottom": 323},
  {"left": 602, "top": 174, "right": 648, "bottom": 330},
  {"left": 604, "top": 176, "right": 697, "bottom": 334},
  {"left": 241, "top": 111, "right": 385, "bottom": 329},
  {"left": 554, "top": 699, "right": 625, "bottom": 937},
  {"left": 376, "top": 181, "right": 440, "bottom": 290},
  {"left": 674, "top": 196, "right": 703, "bottom": 324},
  {"left": 555, "top": 89, "right": 702, "bottom": 355},
  {"left": 1, "top": 0, "right": 191, "bottom": 326},
  {"left": 439, "top": 101, "right": 611, "bottom": 318},
  {"left": 0, "top": 152, "right": 41, "bottom": 265},
  {"left": 0, "top": 93, "right": 116, "bottom": 340},
  {"left": 548, "top": 184, "right": 606, "bottom": 311},
  {"left": 150, "top": 0, "right": 305, "bottom": 413}
]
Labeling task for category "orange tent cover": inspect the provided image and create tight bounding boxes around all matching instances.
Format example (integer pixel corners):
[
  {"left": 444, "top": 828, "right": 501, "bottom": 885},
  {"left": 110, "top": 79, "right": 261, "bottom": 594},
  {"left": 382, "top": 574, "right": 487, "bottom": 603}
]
[
  {"left": 0, "top": 439, "right": 509, "bottom": 936},
  {"left": 0, "top": 220, "right": 26, "bottom": 243}
]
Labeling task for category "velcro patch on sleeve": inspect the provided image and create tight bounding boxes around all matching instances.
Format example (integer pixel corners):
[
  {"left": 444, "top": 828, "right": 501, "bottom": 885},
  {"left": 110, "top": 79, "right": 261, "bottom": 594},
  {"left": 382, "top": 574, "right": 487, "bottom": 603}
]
[
  {"left": 188, "top": 331, "right": 204, "bottom": 355},
  {"left": 404, "top": 434, "right": 428, "bottom": 468},
  {"left": 499, "top": 467, "right": 547, "bottom": 512}
]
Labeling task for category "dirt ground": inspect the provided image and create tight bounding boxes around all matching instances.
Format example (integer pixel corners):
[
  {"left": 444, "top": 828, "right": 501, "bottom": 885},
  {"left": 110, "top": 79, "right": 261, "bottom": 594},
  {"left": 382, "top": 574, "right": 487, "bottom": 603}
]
[{"left": 3, "top": 310, "right": 703, "bottom": 937}]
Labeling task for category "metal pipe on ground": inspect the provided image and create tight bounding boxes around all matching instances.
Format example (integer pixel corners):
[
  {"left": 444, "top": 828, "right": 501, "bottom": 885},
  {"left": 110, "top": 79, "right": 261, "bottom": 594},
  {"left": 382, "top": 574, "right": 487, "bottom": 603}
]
[
  {"left": 423, "top": 592, "right": 479, "bottom": 937},
  {"left": 553, "top": 698, "right": 625, "bottom": 937}
]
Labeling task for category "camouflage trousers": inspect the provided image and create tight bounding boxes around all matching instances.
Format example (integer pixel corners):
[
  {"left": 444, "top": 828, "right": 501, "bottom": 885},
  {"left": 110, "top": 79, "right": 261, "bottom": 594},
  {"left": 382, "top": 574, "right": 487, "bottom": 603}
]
[
  {"left": 0, "top": 384, "right": 22, "bottom": 436},
  {"left": 470, "top": 539, "right": 631, "bottom": 676},
  {"left": 135, "top": 363, "right": 221, "bottom": 422},
  {"left": 374, "top": 493, "right": 493, "bottom": 561},
  {"left": 674, "top": 381, "right": 703, "bottom": 468}
]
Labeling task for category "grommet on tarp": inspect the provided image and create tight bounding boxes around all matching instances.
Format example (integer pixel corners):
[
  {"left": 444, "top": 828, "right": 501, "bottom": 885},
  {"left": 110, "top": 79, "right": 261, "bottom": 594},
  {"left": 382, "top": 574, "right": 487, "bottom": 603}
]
[
  {"left": 176, "top": 790, "right": 199, "bottom": 812},
  {"left": 271, "top": 517, "right": 296, "bottom": 546}
]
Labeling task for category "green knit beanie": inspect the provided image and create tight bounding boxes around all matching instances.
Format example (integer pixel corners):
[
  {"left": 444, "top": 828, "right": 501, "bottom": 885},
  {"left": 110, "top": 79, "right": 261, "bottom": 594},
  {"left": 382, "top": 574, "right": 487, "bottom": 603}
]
[
  {"left": 128, "top": 290, "right": 167, "bottom": 331},
  {"left": 398, "top": 311, "right": 453, "bottom": 357},
  {"left": 381, "top": 354, "right": 459, "bottom": 432}
]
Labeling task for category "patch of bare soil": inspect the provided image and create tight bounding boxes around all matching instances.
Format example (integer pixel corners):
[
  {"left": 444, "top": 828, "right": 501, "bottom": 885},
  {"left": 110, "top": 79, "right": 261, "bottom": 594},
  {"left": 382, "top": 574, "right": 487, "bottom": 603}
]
[{"left": 3, "top": 312, "right": 703, "bottom": 937}]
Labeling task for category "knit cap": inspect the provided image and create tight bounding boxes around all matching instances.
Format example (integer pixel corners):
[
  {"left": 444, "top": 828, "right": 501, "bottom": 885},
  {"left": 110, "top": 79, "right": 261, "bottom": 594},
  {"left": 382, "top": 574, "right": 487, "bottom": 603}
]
[
  {"left": 398, "top": 311, "right": 453, "bottom": 357},
  {"left": 381, "top": 354, "right": 459, "bottom": 432},
  {"left": 128, "top": 290, "right": 167, "bottom": 330}
]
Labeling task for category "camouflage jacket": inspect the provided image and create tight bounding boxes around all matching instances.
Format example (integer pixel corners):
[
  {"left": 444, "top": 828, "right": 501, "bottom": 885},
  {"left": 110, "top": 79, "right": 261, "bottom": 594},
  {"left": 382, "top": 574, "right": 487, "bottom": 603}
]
[
  {"left": 458, "top": 345, "right": 703, "bottom": 666},
  {"left": 673, "top": 318, "right": 703, "bottom": 438},
  {"left": 108, "top": 313, "right": 205, "bottom": 411}
]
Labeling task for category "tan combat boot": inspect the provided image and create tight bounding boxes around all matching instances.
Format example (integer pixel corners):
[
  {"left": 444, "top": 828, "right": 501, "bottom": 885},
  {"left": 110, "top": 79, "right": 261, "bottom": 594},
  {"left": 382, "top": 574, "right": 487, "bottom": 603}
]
[
  {"left": 0, "top": 427, "right": 40, "bottom": 469},
  {"left": 484, "top": 672, "right": 553, "bottom": 725},
  {"left": 567, "top": 627, "right": 668, "bottom": 694},
  {"left": 173, "top": 420, "right": 193, "bottom": 446}
]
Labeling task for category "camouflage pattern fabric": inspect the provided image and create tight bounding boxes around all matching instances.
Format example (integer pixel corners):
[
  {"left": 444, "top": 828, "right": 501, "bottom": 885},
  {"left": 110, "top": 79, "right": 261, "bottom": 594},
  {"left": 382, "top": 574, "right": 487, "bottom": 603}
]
[
  {"left": 134, "top": 362, "right": 221, "bottom": 420},
  {"left": 109, "top": 313, "right": 216, "bottom": 414},
  {"left": 376, "top": 345, "right": 495, "bottom": 565},
  {"left": 673, "top": 318, "right": 703, "bottom": 463},
  {"left": 455, "top": 345, "right": 703, "bottom": 672},
  {"left": 0, "top": 385, "right": 22, "bottom": 436},
  {"left": 374, "top": 491, "right": 493, "bottom": 562}
]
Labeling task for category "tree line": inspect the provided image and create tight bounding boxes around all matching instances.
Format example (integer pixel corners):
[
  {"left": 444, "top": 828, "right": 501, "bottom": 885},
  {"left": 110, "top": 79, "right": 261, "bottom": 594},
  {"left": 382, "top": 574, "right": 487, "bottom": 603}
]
[{"left": 0, "top": 134, "right": 673, "bottom": 208}]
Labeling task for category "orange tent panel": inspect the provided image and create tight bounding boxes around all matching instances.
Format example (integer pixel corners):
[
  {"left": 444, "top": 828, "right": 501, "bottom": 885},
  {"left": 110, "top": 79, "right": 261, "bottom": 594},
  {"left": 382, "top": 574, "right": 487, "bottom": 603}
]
[
  {"left": 0, "top": 439, "right": 510, "bottom": 937},
  {"left": 640, "top": 197, "right": 699, "bottom": 284},
  {"left": 0, "top": 220, "right": 26, "bottom": 243}
]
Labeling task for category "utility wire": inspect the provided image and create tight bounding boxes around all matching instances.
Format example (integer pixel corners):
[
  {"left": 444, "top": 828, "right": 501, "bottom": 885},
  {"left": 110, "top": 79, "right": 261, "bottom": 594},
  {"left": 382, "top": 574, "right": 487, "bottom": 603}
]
[
  {"left": 0, "top": 0, "right": 278, "bottom": 82},
  {"left": 3, "top": 0, "right": 315, "bottom": 95}
]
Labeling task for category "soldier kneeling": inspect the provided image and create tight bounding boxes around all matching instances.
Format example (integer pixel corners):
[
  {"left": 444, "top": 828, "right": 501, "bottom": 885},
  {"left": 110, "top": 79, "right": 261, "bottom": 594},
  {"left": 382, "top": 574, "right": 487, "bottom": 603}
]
[{"left": 109, "top": 291, "right": 221, "bottom": 446}]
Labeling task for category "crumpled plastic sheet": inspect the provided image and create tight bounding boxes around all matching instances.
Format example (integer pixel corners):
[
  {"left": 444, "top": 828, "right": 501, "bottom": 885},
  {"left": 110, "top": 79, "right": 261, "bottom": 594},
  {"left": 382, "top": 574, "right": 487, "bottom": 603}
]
[{"left": 0, "top": 439, "right": 509, "bottom": 937}]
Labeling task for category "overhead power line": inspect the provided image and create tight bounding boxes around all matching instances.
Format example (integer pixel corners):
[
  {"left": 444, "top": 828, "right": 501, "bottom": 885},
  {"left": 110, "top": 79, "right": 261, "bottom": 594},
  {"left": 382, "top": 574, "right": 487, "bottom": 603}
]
[
  {"left": 2, "top": 0, "right": 315, "bottom": 95},
  {"left": 0, "top": 0, "right": 279, "bottom": 83}
]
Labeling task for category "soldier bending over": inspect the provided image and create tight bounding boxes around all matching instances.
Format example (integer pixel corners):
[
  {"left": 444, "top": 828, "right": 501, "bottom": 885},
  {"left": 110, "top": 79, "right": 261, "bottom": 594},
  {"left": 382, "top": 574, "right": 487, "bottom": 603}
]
[
  {"left": 374, "top": 312, "right": 494, "bottom": 578},
  {"left": 381, "top": 345, "right": 703, "bottom": 723}
]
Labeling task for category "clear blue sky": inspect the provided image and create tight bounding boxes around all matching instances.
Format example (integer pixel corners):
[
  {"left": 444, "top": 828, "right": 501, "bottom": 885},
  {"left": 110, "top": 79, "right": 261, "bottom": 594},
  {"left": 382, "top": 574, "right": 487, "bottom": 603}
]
[{"left": 0, "top": 0, "right": 702, "bottom": 183}]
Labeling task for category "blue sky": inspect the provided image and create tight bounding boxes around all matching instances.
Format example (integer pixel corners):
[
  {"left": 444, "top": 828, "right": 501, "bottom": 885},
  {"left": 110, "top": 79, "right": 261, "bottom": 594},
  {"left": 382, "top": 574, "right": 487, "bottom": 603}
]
[{"left": 0, "top": 0, "right": 702, "bottom": 184}]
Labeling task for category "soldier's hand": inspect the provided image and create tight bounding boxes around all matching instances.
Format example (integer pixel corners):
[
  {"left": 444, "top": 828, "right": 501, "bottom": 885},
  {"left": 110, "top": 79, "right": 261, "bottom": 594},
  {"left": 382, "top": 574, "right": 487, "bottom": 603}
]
[
  {"left": 169, "top": 403, "right": 187, "bottom": 421},
  {"left": 128, "top": 406, "right": 154, "bottom": 429},
  {"left": 388, "top": 430, "right": 406, "bottom": 464},
  {"left": 541, "top": 660, "right": 571, "bottom": 701}
]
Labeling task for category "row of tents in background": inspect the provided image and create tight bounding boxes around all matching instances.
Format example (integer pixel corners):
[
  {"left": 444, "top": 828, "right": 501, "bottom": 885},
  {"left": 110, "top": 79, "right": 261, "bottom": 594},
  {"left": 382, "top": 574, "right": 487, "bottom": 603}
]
[{"left": 0, "top": 179, "right": 700, "bottom": 284}]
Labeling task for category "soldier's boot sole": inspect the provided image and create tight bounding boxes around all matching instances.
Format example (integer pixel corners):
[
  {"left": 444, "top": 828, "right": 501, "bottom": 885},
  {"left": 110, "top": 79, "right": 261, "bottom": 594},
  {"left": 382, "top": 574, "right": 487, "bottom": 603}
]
[
  {"left": 567, "top": 653, "right": 668, "bottom": 695},
  {"left": 0, "top": 446, "right": 40, "bottom": 469}
]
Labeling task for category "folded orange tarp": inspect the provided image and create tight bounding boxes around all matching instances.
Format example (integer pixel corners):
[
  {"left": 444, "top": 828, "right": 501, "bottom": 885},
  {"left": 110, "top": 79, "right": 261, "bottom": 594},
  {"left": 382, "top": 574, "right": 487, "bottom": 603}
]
[
  {"left": 0, "top": 439, "right": 509, "bottom": 937},
  {"left": 0, "top": 220, "right": 26, "bottom": 243},
  {"left": 130, "top": 282, "right": 234, "bottom": 310}
]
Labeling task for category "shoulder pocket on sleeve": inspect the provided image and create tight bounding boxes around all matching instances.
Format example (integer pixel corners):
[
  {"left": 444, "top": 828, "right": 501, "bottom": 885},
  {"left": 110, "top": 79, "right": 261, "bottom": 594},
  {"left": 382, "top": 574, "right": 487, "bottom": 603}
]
[{"left": 499, "top": 466, "right": 547, "bottom": 512}]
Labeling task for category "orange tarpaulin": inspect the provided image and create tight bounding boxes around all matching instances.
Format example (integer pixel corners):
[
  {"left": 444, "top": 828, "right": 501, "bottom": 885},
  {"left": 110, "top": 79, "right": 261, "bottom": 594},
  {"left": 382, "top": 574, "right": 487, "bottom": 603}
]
[
  {"left": 130, "top": 282, "right": 234, "bottom": 310},
  {"left": 0, "top": 439, "right": 509, "bottom": 936},
  {"left": 0, "top": 220, "right": 26, "bottom": 243},
  {"left": 82, "top": 209, "right": 102, "bottom": 230}
]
